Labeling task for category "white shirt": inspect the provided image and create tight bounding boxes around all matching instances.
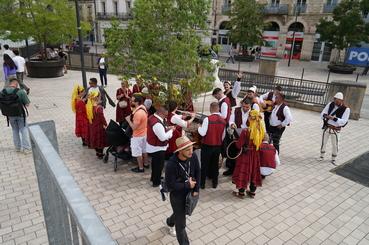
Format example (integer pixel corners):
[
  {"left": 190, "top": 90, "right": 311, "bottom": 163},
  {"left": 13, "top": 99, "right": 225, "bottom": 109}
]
[
  {"left": 146, "top": 114, "right": 173, "bottom": 153},
  {"left": 229, "top": 108, "right": 250, "bottom": 129},
  {"left": 13, "top": 55, "right": 26, "bottom": 72},
  {"left": 231, "top": 80, "right": 241, "bottom": 99},
  {"left": 252, "top": 103, "right": 260, "bottom": 111},
  {"left": 270, "top": 103, "right": 293, "bottom": 127},
  {"left": 321, "top": 103, "right": 350, "bottom": 128},
  {"left": 260, "top": 92, "right": 276, "bottom": 103},
  {"left": 219, "top": 96, "right": 229, "bottom": 119},
  {"left": 198, "top": 112, "right": 225, "bottom": 140},
  {"left": 88, "top": 87, "right": 100, "bottom": 94},
  {"left": 4, "top": 49, "right": 15, "bottom": 58},
  {"left": 260, "top": 141, "right": 281, "bottom": 176},
  {"left": 170, "top": 113, "right": 188, "bottom": 128},
  {"left": 99, "top": 57, "right": 106, "bottom": 69}
]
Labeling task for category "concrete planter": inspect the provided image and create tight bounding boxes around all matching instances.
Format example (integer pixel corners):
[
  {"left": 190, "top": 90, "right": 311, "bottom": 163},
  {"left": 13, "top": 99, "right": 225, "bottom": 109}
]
[
  {"left": 235, "top": 55, "right": 255, "bottom": 62},
  {"left": 27, "top": 59, "right": 65, "bottom": 78},
  {"left": 328, "top": 63, "right": 356, "bottom": 74}
]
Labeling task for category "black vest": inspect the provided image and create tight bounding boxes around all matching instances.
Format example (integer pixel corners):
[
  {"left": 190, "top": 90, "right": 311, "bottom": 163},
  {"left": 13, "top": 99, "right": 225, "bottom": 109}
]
[{"left": 328, "top": 102, "right": 347, "bottom": 118}]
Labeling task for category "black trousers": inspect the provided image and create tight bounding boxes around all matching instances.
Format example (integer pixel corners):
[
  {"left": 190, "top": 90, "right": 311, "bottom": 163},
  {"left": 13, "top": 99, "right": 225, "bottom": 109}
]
[
  {"left": 150, "top": 151, "right": 166, "bottom": 186},
  {"left": 225, "top": 141, "right": 238, "bottom": 173},
  {"left": 264, "top": 112, "right": 272, "bottom": 134},
  {"left": 99, "top": 68, "right": 107, "bottom": 86},
  {"left": 269, "top": 126, "right": 286, "bottom": 154},
  {"left": 167, "top": 193, "right": 189, "bottom": 245},
  {"left": 201, "top": 145, "right": 221, "bottom": 186}
]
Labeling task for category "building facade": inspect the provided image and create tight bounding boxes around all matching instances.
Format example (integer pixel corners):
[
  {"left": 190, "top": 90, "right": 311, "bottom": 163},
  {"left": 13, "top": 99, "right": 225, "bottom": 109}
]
[{"left": 211, "top": 0, "right": 339, "bottom": 62}]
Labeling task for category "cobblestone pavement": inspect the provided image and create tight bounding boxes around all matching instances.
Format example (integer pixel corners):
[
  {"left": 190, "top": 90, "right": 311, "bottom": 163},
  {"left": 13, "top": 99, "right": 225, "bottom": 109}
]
[{"left": 1, "top": 70, "right": 369, "bottom": 245}]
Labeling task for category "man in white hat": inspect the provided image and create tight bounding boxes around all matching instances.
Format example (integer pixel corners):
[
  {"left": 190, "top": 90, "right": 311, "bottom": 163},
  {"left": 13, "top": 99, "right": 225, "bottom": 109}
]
[
  {"left": 320, "top": 92, "right": 350, "bottom": 165},
  {"left": 165, "top": 135, "right": 200, "bottom": 244},
  {"left": 244, "top": 85, "right": 261, "bottom": 111}
]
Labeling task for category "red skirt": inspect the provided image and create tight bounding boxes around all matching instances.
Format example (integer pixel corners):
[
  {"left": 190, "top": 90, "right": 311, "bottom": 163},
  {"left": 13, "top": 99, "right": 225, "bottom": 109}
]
[
  {"left": 88, "top": 106, "right": 107, "bottom": 149},
  {"left": 75, "top": 100, "right": 89, "bottom": 140}
]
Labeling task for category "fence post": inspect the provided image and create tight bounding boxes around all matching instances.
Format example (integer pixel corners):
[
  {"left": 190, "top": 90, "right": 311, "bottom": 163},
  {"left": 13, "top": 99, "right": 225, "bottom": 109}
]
[
  {"left": 356, "top": 73, "right": 359, "bottom": 83},
  {"left": 326, "top": 70, "right": 331, "bottom": 84}
]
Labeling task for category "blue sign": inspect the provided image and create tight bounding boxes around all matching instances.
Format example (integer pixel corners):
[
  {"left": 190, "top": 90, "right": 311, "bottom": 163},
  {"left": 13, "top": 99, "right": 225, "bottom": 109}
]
[{"left": 346, "top": 47, "right": 369, "bottom": 67}]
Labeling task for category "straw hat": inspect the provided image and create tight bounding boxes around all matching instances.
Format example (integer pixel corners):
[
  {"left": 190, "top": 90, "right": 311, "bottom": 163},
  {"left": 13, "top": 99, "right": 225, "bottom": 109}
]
[{"left": 174, "top": 136, "right": 195, "bottom": 153}]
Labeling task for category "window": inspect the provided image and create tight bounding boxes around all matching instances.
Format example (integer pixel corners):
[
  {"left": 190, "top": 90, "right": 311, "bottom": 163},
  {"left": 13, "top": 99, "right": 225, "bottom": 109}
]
[
  {"left": 326, "top": 0, "right": 338, "bottom": 5},
  {"left": 297, "top": 0, "right": 306, "bottom": 6},
  {"left": 126, "top": 1, "right": 131, "bottom": 10},
  {"left": 114, "top": 1, "right": 118, "bottom": 15},
  {"left": 101, "top": 2, "right": 106, "bottom": 14},
  {"left": 271, "top": 0, "right": 280, "bottom": 6}
]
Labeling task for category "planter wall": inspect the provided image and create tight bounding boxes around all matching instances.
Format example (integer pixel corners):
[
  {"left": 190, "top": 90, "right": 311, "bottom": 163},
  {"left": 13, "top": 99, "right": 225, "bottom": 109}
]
[
  {"left": 328, "top": 64, "right": 356, "bottom": 74},
  {"left": 27, "top": 59, "right": 65, "bottom": 78},
  {"left": 235, "top": 55, "right": 255, "bottom": 62}
]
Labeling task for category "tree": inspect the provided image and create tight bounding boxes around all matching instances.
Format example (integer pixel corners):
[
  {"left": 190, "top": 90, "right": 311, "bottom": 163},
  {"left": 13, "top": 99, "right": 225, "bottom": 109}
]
[
  {"left": 105, "top": 0, "right": 214, "bottom": 105},
  {"left": 0, "top": 0, "right": 90, "bottom": 60},
  {"left": 226, "top": 0, "right": 265, "bottom": 55},
  {"left": 316, "top": 0, "right": 369, "bottom": 63}
]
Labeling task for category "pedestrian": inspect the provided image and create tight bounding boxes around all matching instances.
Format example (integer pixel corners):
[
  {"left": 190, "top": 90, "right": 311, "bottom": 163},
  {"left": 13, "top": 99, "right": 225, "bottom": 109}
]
[
  {"left": 97, "top": 54, "right": 108, "bottom": 87},
  {"left": 115, "top": 80, "right": 132, "bottom": 125},
  {"left": 198, "top": 102, "right": 227, "bottom": 189},
  {"left": 146, "top": 104, "right": 174, "bottom": 187},
  {"left": 319, "top": 92, "right": 350, "bottom": 165},
  {"left": 165, "top": 135, "right": 200, "bottom": 245},
  {"left": 0, "top": 78, "right": 31, "bottom": 154},
  {"left": 58, "top": 48, "right": 68, "bottom": 74},
  {"left": 223, "top": 73, "right": 242, "bottom": 107},
  {"left": 3, "top": 44, "right": 15, "bottom": 58},
  {"left": 232, "top": 110, "right": 265, "bottom": 199},
  {"left": 71, "top": 85, "right": 89, "bottom": 146},
  {"left": 3, "top": 54, "right": 17, "bottom": 87},
  {"left": 12, "top": 50, "right": 30, "bottom": 94},
  {"left": 269, "top": 93, "right": 293, "bottom": 153},
  {"left": 226, "top": 46, "right": 235, "bottom": 64},
  {"left": 84, "top": 78, "right": 115, "bottom": 108},
  {"left": 125, "top": 93, "right": 149, "bottom": 173},
  {"left": 86, "top": 91, "right": 107, "bottom": 159}
]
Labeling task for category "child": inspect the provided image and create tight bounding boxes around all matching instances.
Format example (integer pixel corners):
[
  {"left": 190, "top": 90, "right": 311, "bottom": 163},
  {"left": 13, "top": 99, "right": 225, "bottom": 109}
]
[
  {"left": 71, "top": 85, "right": 89, "bottom": 146},
  {"left": 259, "top": 134, "right": 280, "bottom": 178},
  {"left": 86, "top": 91, "right": 107, "bottom": 159}
]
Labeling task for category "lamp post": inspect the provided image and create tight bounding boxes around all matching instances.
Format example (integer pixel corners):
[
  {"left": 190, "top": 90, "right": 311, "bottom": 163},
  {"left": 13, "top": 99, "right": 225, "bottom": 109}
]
[
  {"left": 288, "top": 3, "right": 300, "bottom": 67},
  {"left": 74, "top": 0, "right": 87, "bottom": 89}
]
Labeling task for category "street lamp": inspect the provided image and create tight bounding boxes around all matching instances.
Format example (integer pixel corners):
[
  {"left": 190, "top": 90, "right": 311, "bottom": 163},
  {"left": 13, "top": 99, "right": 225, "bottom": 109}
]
[
  {"left": 74, "top": 0, "right": 88, "bottom": 89},
  {"left": 288, "top": 3, "right": 301, "bottom": 67}
]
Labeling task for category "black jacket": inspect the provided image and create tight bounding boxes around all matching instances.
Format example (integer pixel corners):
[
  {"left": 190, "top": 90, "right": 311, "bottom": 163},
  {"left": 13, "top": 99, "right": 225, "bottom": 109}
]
[{"left": 165, "top": 153, "right": 200, "bottom": 196}]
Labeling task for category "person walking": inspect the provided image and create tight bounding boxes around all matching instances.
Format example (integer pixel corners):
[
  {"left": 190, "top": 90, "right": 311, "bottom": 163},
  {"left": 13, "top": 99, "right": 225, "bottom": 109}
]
[
  {"left": 146, "top": 104, "right": 174, "bottom": 187},
  {"left": 84, "top": 78, "right": 115, "bottom": 109},
  {"left": 3, "top": 54, "right": 17, "bottom": 87},
  {"left": 0, "top": 78, "right": 31, "bottom": 154},
  {"left": 12, "top": 50, "right": 30, "bottom": 94},
  {"left": 97, "top": 54, "right": 108, "bottom": 87},
  {"left": 226, "top": 46, "right": 236, "bottom": 64},
  {"left": 165, "top": 135, "right": 200, "bottom": 245},
  {"left": 3, "top": 44, "right": 15, "bottom": 58},
  {"left": 125, "top": 94, "right": 148, "bottom": 173},
  {"left": 319, "top": 92, "right": 350, "bottom": 165}
]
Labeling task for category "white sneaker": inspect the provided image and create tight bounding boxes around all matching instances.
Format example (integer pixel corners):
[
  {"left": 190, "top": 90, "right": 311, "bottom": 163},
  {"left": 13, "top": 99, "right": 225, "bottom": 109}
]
[
  {"left": 22, "top": 149, "right": 32, "bottom": 155},
  {"left": 168, "top": 226, "right": 176, "bottom": 237},
  {"left": 331, "top": 160, "right": 337, "bottom": 166},
  {"left": 318, "top": 156, "right": 324, "bottom": 161}
]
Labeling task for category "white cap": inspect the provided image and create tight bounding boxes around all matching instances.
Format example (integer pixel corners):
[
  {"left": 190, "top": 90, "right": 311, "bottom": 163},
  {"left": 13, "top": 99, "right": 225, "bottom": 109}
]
[
  {"left": 142, "top": 87, "right": 149, "bottom": 94},
  {"left": 248, "top": 86, "right": 257, "bottom": 93},
  {"left": 334, "top": 92, "right": 344, "bottom": 100}
]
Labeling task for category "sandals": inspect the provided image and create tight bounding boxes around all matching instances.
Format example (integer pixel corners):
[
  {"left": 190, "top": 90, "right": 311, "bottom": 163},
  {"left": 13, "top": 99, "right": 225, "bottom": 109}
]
[
  {"left": 232, "top": 191, "right": 245, "bottom": 199},
  {"left": 246, "top": 191, "right": 255, "bottom": 199}
]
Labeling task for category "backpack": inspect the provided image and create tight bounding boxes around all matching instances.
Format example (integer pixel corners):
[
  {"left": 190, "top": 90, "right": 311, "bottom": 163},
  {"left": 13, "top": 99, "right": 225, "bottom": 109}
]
[{"left": 0, "top": 88, "right": 27, "bottom": 125}]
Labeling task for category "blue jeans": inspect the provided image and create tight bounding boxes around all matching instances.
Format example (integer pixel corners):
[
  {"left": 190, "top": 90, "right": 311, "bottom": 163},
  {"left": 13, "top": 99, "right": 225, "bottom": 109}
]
[{"left": 9, "top": 116, "right": 31, "bottom": 150}]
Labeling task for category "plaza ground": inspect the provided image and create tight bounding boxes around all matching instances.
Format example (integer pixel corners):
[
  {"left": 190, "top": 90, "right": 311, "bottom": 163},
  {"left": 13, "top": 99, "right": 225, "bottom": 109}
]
[{"left": 1, "top": 65, "right": 369, "bottom": 244}]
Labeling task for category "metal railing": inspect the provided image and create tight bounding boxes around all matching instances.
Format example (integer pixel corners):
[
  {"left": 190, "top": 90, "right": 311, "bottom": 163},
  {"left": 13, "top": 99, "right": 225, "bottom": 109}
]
[
  {"left": 263, "top": 4, "right": 289, "bottom": 15},
  {"left": 323, "top": 4, "right": 337, "bottom": 13},
  {"left": 97, "top": 12, "right": 132, "bottom": 20},
  {"left": 29, "top": 121, "right": 117, "bottom": 245},
  {"left": 219, "top": 69, "right": 330, "bottom": 106}
]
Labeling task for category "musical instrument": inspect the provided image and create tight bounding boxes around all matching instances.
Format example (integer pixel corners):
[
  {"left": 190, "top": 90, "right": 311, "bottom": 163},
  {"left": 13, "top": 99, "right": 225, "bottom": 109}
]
[
  {"left": 184, "top": 123, "right": 202, "bottom": 149},
  {"left": 262, "top": 100, "right": 274, "bottom": 112}
]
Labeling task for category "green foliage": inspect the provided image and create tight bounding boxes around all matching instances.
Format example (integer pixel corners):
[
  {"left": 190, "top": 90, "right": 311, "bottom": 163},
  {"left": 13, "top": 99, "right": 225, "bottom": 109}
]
[
  {"left": 227, "top": 0, "right": 265, "bottom": 50},
  {"left": 317, "top": 0, "right": 369, "bottom": 61},
  {"left": 105, "top": 0, "right": 214, "bottom": 102},
  {"left": 0, "top": 0, "right": 90, "bottom": 47}
]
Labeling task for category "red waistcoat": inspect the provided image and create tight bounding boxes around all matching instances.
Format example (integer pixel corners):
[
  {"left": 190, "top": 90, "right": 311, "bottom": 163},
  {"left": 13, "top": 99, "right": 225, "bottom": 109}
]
[
  {"left": 147, "top": 115, "right": 168, "bottom": 146},
  {"left": 260, "top": 143, "right": 276, "bottom": 169},
  {"left": 219, "top": 97, "right": 231, "bottom": 122},
  {"left": 226, "top": 90, "right": 237, "bottom": 107},
  {"left": 202, "top": 114, "right": 226, "bottom": 146},
  {"left": 234, "top": 107, "right": 242, "bottom": 128},
  {"left": 167, "top": 112, "right": 183, "bottom": 153}
]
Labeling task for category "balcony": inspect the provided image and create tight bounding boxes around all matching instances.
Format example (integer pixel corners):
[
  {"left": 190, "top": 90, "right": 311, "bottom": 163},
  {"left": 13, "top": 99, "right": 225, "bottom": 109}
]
[
  {"left": 296, "top": 4, "right": 307, "bottom": 14},
  {"left": 263, "top": 4, "right": 289, "bottom": 15},
  {"left": 222, "top": 4, "right": 231, "bottom": 15},
  {"left": 323, "top": 4, "right": 337, "bottom": 13},
  {"left": 96, "top": 12, "right": 132, "bottom": 21}
]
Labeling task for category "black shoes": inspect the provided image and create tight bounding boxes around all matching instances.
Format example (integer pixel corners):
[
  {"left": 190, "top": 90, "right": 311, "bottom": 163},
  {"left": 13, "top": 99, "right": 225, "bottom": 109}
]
[
  {"left": 223, "top": 169, "right": 233, "bottom": 176},
  {"left": 131, "top": 167, "right": 144, "bottom": 173}
]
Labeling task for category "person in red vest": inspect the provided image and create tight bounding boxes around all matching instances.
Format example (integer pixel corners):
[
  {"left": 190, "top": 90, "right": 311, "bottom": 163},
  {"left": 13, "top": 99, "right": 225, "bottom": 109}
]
[
  {"left": 269, "top": 93, "right": 293, "bottom": 153},
  {"left": 146, "top": 104, "right": 175, "bottom": 187},
  {"left": 260, "top": 86, "right": 282, "bottom": 134},
  {"left": 212, "top": 88, "right": 231, "bottom": 122},
  {"left": 260, "top": 134, "right": 280, "bottom": 178},
  {"left": 198, "top": 102, "right": 227, "bottom": 189},
  {"left": 115, "top": 80, "right": 132, "bottom": 125},
  {"left": 223, "top": 98, "right": 252, "bottom": 176},
  {"left": 166, "top": 100, "right": 195, "bottom": 158},
  {"left": 223, "top": 73, "right": 242, "bottom": 108}
]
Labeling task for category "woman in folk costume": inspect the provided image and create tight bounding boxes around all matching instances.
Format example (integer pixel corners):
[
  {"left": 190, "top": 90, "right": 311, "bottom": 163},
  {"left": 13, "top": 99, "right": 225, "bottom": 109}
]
[
  {"left": 86, "top": 91, "right": 108, "bottom": 159},
  {"left": 232, "top": 110, "right": 265, "bottom": 199},
  {"left": 116, "top": 80, "right": 132, "bottom": 125},
  {"left": 71, "top": 85, "right": 89, "bottom": 146}
]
